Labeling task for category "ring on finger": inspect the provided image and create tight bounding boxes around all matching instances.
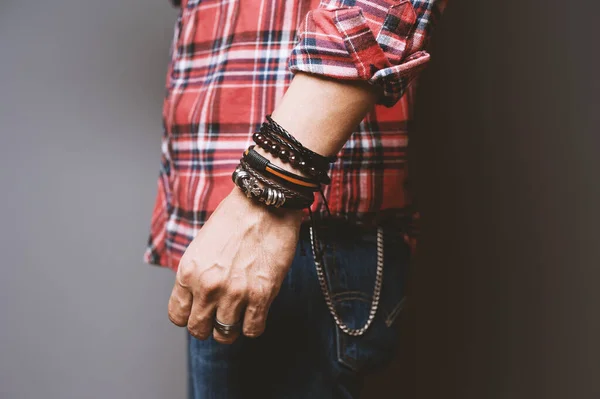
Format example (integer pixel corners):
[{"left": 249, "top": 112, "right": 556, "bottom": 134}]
[{"left": 214, "top": 317, "right": 243, "bottom": 336}]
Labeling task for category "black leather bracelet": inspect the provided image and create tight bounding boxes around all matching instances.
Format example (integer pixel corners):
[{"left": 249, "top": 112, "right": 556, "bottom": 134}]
[{"left": 243, "top": 146, "right": 320, "bottom": 191}]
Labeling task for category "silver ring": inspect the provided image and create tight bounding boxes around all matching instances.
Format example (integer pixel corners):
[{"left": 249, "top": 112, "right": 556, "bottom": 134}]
[
  {"left": 276, "top": 190, "right": 285, "bottom": 207},
  {"left": 232, "top": 168, "right": 248, "bottom": 186},
  {"left": 266, "top": 187, "right": 274, "bottom": 205},
  {"left": 214, "top": 317, "right": 242, "bottom": 336}
]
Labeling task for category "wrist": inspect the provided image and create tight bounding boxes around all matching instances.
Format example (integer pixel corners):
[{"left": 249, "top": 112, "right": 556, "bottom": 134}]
[{"left": 228, "top": 187, "right": 304, "bottom": 224}]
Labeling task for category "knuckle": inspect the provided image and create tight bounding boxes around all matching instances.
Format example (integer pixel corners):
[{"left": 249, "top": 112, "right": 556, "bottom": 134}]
[
  {"left": 177, "top": 265, "right": 195, "bottom": 287},
  {"left": 169, "top": 293, "right": 188, "bottom": 311},
  {"left": 247, "top": 286, "right": 270, "bottom": 305},
  {"left": 246, "top": 305, "right": 267, "bottom": 320},
  {"left": 244, "top": 330, "right": 264, "bottom": 339},
  {"left": 199, "top": 274, "right": 224, "bottom": 294},
  {"left": 168, "top": 310, "right": 188, "bottom": 327},
  {"left": 243, "top": 323, "right": 265, "bottom": 338},
  {"left": 188, "top": 313, "right": 212, "bottom": 330},
  {"left": 245, "top": 304, "right": 260, "bottom": 315},
  {"left": 167, "top": 299, "right": 190, "bottom": 326},
  {"left": 243, "top": 306, "right": 267, "bottom": 336},
  {"left": 226, "top": 281, "right": 247, "bottom": 301},
  {"left": 188, "top": 321, "right": 211, "bottom": 340},
  {"left": 246, "top": 305, "right": 268, "bottom": 325}
]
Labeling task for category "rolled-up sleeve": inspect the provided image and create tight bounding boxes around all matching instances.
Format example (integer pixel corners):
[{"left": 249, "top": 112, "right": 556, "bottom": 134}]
[{"left": 288, "top": 0, "right": 448, "bottom": 106}]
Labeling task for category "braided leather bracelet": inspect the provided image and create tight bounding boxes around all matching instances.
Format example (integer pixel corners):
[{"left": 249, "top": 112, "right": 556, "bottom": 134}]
[
  {"left": 263, "top": 116, "right": 336, "bottom": 171},
  {"left": 265, "top": 115, "right": 336, "bottom": 165}
]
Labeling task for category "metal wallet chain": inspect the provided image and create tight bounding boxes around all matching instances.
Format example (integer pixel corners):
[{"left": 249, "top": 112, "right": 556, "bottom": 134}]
[{"left": 309, "top": 226, "right": 384, "bottom": 337}]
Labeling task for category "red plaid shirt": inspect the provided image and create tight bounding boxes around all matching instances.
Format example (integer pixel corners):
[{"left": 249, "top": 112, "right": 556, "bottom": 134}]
[{"left": 145, "top": 0, "right": 447, "bottom": 269}]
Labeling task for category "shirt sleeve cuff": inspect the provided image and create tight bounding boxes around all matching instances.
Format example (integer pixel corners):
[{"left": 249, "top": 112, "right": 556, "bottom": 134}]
[{"left": 288, "top": 3, "right": 429, "bottom": 107}]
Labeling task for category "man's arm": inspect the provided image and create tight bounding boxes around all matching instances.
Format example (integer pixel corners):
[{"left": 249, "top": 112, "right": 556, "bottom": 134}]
[
  {"left": 270, "top": 73, "right": 378, "bottom": 158},
  {"left": 167, "top": 0, "right": 447, "bottom": 345}
]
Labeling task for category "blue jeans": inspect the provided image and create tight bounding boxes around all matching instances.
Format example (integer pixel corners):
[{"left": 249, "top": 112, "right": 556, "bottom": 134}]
[{"left": 188, "top": 221, "right": 410, "bottom": 398}]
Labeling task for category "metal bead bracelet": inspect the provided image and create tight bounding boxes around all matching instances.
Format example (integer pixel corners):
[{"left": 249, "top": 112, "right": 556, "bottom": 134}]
[
  {"left": 239, "top": 160, "right": 314, "bottom": 201},
  {"left": 231, "top": 165, "right": 314, "bottom": 209}
]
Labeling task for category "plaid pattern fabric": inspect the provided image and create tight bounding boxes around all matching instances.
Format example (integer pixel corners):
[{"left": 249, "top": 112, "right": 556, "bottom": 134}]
[
  {"left": 145, "top": 0, "right": 447, "bottom": 269},
  {"left": 289, "top": 0, "right": 443, "bottom": 105}
]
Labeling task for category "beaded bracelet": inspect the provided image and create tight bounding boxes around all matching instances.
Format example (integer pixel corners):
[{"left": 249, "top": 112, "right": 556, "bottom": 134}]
[
  {"left": 253, "top": 131, "right": 331, "bottom": 184},
  {"left": 264, "top": 115, "right": 337, "bottom": 167}
]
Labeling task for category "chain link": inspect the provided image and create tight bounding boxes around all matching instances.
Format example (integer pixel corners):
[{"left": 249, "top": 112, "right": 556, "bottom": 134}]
[{"left": 309, "top": 226, "right": 384, "bottom": 337}]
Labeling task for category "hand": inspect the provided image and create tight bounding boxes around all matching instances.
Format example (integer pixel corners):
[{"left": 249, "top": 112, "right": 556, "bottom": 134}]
[{"left": 167, "top": 187, "right": 303, "bottom": 344}]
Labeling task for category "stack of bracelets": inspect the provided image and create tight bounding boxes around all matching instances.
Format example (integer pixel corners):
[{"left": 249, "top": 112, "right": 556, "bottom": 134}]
[
  {"left": 233, "top": 115, "right": 385, "bottom": 338},
  {"left": 231, "top": 115, "right": 335, "bottom": 212}
]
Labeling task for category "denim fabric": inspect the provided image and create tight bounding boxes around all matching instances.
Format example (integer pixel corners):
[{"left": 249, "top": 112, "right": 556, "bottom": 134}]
[{"left": 187, "top": 221, "right": 410, "bottom": 399}]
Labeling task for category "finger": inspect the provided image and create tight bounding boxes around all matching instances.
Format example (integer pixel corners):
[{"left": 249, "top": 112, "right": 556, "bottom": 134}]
[
  {"left": 187, "top": 295, "right": 217, "bottom": 341},
  {"left": 213, "top": 285, "right": 247, "bottom": 344},
  {"left": 168, "top": 281, "right": 193, "bottom": 327},
  {"left": 241, "top": 289, "right": 274, "bottom": 338}
]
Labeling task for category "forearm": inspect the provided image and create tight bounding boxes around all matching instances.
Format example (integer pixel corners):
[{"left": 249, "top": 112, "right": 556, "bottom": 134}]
[{"left": 270, "top": 72, "right": 379, "bottom": 158}]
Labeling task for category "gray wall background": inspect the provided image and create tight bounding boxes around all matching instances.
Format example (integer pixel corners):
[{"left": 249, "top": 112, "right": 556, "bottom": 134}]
[
  {"left": 1, "top": 1, "right": 599, "bottom": 398},
  {"left": 0, "top": 1, "right": 187, "bottom": 398}
]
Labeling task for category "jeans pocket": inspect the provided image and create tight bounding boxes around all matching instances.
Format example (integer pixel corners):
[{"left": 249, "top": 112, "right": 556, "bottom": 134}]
[{"left": 316, "top": 223, "right": 410, "bottom": 372}]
